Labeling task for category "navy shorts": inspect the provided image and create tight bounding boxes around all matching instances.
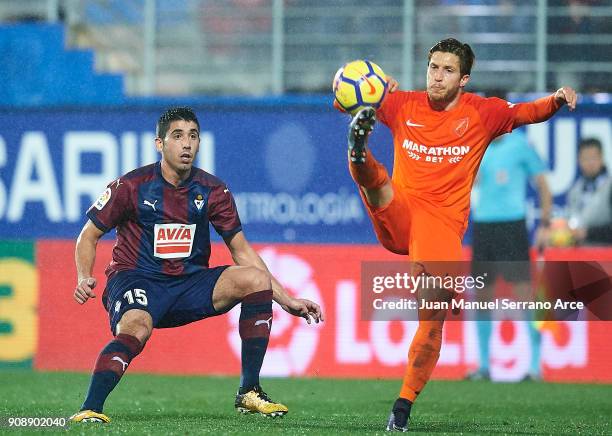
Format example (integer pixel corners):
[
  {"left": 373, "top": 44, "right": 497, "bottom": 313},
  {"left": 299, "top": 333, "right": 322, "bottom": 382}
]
[{"left": 102, "top": 266, "right": 229, "bottom": 335}]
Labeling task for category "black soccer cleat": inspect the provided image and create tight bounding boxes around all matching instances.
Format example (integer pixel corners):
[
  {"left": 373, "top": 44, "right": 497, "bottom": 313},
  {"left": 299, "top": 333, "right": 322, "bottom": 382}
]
[
  {"left": 348, "top": 107, "right": 376, "bottom": 164},
  {"left": 386, "top": 398, "right": 412, "bottom": 432}
]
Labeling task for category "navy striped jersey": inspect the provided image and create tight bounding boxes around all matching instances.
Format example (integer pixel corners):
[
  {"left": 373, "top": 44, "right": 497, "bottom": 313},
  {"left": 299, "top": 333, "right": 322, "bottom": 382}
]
[{"left": 87, "top": 162, "right": 241, "bottom": 279}]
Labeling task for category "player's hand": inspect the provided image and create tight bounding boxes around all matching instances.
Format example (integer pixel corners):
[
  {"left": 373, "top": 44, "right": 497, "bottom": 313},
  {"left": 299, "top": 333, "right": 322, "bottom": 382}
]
[
  {"left": 283, "top": 297, "right": 324, "bottom": 324},
  {"left": 554, "top": 86, "right": 577, "bottom": 111},
  {"left": 386, "top": 75, "right": 399, "bottom": 93},
  {"left": 74, "top": 277, "right": 97, "bottom": 305}
]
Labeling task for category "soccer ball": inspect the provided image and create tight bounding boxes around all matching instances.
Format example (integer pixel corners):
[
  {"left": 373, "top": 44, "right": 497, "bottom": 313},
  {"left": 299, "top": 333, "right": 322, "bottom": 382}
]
[{"left": 333, "top": 60, "right": 388, "bottom": 115}]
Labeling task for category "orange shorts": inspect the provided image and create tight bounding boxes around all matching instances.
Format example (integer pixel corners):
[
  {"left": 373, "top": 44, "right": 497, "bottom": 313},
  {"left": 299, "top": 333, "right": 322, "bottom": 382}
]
[{"left": 359, "top": 183, "right": 463, "bottom": 262}]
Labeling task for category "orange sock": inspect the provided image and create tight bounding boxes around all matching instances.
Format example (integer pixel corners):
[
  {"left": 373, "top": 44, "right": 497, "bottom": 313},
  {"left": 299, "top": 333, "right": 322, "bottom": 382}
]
[
  {"left": 348, "top": 154, "right": 389, "bottom": 190},
  {"left": 399, "top": 320, "right": 444, "bottom": 402}
]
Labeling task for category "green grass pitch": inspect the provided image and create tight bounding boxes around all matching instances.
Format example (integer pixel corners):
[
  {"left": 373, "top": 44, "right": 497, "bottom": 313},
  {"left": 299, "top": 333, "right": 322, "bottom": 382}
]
[{"left": 0, "top": 371, "right": 610, "bottom": 434}]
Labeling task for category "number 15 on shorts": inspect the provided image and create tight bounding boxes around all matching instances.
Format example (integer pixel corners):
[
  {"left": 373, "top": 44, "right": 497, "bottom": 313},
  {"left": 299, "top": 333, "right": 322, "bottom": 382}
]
[{"left": 124, "top": 289, "right": 148, "bottom": 306}]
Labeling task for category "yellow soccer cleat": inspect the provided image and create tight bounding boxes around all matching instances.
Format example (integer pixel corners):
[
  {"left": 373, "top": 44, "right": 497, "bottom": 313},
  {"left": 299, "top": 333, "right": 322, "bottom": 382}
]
[
  {"left": 69, "top": 410, "right": 111, "bottom": 423},
  {"left": 234, "top": 385, "right": 288, "bottom": 417}
]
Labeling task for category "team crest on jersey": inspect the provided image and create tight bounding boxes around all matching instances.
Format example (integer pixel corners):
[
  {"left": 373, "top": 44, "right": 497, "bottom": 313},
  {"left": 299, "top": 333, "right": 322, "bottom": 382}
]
[
  {"left": 453, "top": 117, "right": 469, "bottom": 137},
  {"left": 153, "top": 223, "right": 196, "bottom": 259},
  {"left": 194, "top": 194, "right": 205, "bottom": 211},
  {"left": 93, "top": 188, "right": 112, "bottom": 210}
]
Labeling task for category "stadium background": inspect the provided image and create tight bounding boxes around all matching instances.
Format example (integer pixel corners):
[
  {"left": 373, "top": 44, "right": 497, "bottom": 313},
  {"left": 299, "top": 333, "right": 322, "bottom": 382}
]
[{"left": 1, "top": 0, "right": 611, "bottom": 385}]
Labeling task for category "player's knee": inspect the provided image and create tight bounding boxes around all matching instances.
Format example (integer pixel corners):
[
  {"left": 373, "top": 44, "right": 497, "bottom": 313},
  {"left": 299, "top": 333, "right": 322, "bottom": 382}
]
[
  {"left": 232, "top": 267, "right": 271, "bottom": 299},
  {"left": 117, "top": 310, "right": 153, "bottom": 344},
  {"left": 243, "top": 267, "right": 271, "bottom": 294},
  {"left": 223, "top": 267, "right": 271, "bottom": 301}
]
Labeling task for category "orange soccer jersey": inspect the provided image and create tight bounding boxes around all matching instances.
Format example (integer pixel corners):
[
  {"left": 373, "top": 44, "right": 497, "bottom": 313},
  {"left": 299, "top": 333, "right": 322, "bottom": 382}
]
[{"left": 377, "top": 91, "right": 561, "bottom": 238}]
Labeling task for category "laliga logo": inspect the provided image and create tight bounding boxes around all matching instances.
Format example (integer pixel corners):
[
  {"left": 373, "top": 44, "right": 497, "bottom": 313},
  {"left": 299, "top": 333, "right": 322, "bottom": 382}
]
[{"left": 227, "top": 247, "right": 324, "bottom": 376}]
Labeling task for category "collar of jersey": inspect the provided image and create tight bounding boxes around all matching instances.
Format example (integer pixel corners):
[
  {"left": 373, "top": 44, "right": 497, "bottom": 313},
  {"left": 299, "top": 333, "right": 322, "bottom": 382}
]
[{"left": 155, "top": 161, "right": 195, "bottom": 188}]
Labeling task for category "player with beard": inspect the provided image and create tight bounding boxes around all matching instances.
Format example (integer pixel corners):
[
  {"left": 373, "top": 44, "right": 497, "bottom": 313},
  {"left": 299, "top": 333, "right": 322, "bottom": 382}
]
[{"left": 337, "top": 38, "right": 576, "bottom": 431}]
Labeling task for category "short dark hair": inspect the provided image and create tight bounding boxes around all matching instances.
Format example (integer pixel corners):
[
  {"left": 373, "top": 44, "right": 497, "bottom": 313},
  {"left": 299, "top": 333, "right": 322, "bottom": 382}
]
[
  {"left": 156, "top": 107, "right": 200, "bottom": 139},
  {"left": 578, "top": 137, "right": 602, "bottom": 153},
  {"left": 428, "top": 38, "right": 475, "bottom": 76}
]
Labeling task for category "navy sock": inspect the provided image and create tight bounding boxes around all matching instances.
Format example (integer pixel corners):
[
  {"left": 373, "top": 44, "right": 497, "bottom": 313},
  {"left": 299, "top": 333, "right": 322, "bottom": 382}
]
[
  {"left": 81, "top": 333, "right": 143, "bottom": 412},
  {"left": 238, "top": 290, "right": 273, "bottom": 392}
]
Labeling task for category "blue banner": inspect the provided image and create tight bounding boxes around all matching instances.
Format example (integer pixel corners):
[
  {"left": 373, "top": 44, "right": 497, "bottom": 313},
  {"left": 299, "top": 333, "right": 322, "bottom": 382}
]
[{"left": 0, "top": 103, "right": 610, "bottom": 243}]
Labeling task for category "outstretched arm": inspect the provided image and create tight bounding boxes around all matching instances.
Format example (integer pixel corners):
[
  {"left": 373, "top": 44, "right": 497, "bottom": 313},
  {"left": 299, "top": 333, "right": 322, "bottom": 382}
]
[
  {"left": 224, "top": 231, "right": 324, "bottom": 324},
  {"left": 74, "top": 220, "right": 105, "bottom": 304},
  {"left": 513, "top": 86, "right": 577, "bottom": 128}
]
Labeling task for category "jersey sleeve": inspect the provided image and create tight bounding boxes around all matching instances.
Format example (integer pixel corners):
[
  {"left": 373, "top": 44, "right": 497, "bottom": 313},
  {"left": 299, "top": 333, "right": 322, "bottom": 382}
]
[
  {"left": 480, "top": 95, "right": 562, "bottom": 138},
  {"left": 208, "top": 184, "right": 242, "bottom": 238},
  {"left": 86, "top": 179, "right": 132, "bottom": 233},
  {"left": 478, "top": 97, "right": 519, "bottom": 138},
  {"left": 377, "top": 90, "right": 412, "bottom": 128}
]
